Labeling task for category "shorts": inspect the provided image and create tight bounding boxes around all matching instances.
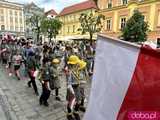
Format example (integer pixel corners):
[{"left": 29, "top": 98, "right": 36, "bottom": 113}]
[{"left": 14, "top": 65, "right": 20, "bottom": 71}]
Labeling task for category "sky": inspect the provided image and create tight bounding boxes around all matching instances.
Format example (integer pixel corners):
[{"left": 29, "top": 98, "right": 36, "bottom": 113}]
[{"left": 8, "top": 0, "right": 87, "bottom": 13}]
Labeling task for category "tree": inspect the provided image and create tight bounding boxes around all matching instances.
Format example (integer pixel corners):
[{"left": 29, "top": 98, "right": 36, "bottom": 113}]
[
  {"left": 121, "top": 10, "right": 149, "bottom": 43},
  {"left": 78, "top": 12, "right": 105, "bottom": 43},
  {"left": 26, "top": 14, "right": 43, "bottom": 43},
  {"left": 41, "top": 18, "right": 62, "bottom": 42}
]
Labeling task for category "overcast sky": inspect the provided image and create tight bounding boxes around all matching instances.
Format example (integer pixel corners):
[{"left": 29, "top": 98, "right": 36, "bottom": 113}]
[{"left": 8, "top": 0, "right": 87, "bottom": 13}]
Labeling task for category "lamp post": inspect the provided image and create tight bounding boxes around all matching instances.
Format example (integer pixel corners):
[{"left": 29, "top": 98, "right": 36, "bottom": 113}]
[{"left": 36, "top": 20, "right": 41, "bottom": 43}]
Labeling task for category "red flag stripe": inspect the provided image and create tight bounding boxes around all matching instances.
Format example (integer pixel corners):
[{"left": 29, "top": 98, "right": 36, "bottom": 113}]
[{"left": 117, "top": 46, "right": 160, "bottom": 120}]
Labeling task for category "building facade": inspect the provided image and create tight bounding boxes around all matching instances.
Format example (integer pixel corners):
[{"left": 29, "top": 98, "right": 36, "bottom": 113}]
[
  {"left": 57, "top": 0, "right": 97, "bottom": 41},
  {"left": 45, "top": 9, "right": 57, "bottom": 18},
  {"left": 24, "top": 2, "right": 44, "bottom": 39},
  {"left": 98, "top": 0, "right": 160, "bottom": 41},
  {"left": 0, "top": 0, "right": 25, "bottom": 36}
]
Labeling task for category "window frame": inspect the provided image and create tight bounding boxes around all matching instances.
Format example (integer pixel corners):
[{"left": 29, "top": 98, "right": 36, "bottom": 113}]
[
  {"left": 106, "top": 18, "right": 112, "bottom": 31},
  {"left": 73, "top": 25, "right": 76, "bottom": 33},
  {"left": 107, "top": 0, "right": 112, "bottom": 9},
  {"left": 122, "top": 0, "right": 128, "bottom": 5},
  {"left": 119, "top": 17, "right": 127, "bottom": 30},
  {"left": 157, "top": 11, "right": 160, "bottom": 27}
]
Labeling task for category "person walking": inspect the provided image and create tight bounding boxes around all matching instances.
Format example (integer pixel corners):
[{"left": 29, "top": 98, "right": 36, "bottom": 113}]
[
  {"left": 26, "top": 51, "right": 39, "bottom": 96},
  {"left": 50, "top": 58, "right": 61, "bottom": 101},
  {"left": 66, "top": 55, "right": 81, "bottom": 120},
  {"left": 39, "top": 60, "right": 51, "bottom": 106},
  {"left": 77, "top": 60, "right": 88, "bottom": 112},
  {"left": 12, "top": 50, "right": 22, "bottom": 80}
]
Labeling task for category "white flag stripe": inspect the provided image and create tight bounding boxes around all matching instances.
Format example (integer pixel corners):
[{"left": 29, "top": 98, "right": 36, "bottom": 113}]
[{"left": 83, "top": 35, "right": 140, "bottom": 120}]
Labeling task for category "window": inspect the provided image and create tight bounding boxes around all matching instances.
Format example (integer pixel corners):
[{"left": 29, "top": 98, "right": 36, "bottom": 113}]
[
  {"left": 143, "top": 15, "right": 147, "bottom": 22},
  {"left": 15, "top": 11, "right": 17, "bottom": 16},
  {"left": 10, "top": 17, "right": 13, "bottom": 23},
  {"left": 77, "top": 15, "right": 79, "bottom": 20},
  {"left": 0, "top": 9, "right": 4, "bottom": 14},
  {"left": 19, "top": 18, "right": 22, "bottom": 24},
  {"left": 10, "top": 26, "right": 14, "bottom": 31},
  {"left": 120, "top": 17, "right": 127, "bottom": 29},
  {"left": 73, "top": 25, "right": 75, "bottom": 33},
  {"left": 67, "top": 26, "right": 70, "bottom": 33},
  {"left": 74, "top": 15, "right": 76, "bottom": 21},
  {"left": 15, "top": 26, "right": 19, "bottom": 31},
  {"left": 19, "top": 12, "right": 22, "bottom": 16},
  {"left": 106, "top": 19, "right": 112, "bottom": 30},
  {"left": 0, "top": 16, "right": 4, "bottom": 22},
  {"left": 15, "top": 18, "right": 18, "bottom": 23},
  {"left": 108, "top": 0, "right": 112, "bottom": 8},
  {"left": 10, "top": 10, "right": 13, "bottom": 15},
  {"left": 158, "top": 11, "right": 160, "bottom": 26},
  {"left": 20, "top": 27, "right": 23, "bottom": 31},
  {"left": 122, "top": 0, "right": 128, "bottom": 5},
  {"left": 1, "top": 25, "right": 5, "bottom": 31}
]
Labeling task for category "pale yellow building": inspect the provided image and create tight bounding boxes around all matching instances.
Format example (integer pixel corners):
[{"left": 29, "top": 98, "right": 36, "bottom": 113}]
[
  {"left": 57, "top": 0, "right": 97, "bottom": 41},
  {"left": 97, "top": 0, "right": 160, "bottom": 41},
  {"left": 0, "top": 0, "right": 25, "bottom": 36}
]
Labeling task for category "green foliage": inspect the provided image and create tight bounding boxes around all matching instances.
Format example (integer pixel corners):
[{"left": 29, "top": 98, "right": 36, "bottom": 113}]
[
  {"left": 121, "top": 10, "right": 149, "bottom": 42},
  {"left": 26, "top": 14, "right": 43, "bottom": 34},
  {"left": 78, "top": 12, "right": 105, "bottom": 41},
  {"left": 41, "top": 18, "right": 62, "bottom": 42},
  {"left": 26, "top": 14, "right": 44, "bottom": 42}
]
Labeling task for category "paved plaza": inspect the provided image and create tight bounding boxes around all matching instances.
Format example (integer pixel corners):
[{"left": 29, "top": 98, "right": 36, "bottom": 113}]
[{"left": 0, "top": 66, "right": 91, "bottom": 120}]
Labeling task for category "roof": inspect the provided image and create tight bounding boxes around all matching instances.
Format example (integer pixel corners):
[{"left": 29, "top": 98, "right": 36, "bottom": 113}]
[
  {"left": 59, "top": 0, "right": 97, "bottom": 16},
  {"left": 45, "top": 9, "right": 57, "bottom": 16}
]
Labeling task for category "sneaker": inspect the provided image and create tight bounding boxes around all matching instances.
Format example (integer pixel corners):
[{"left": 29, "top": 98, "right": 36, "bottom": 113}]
[
  {"left": 39, "top": 99, "right": 43, "bottom": 105},
  {"left": 67, "top": 113, "right": 75, "bottom": 120},
  {"left": 55, "top": 96, "right": 61, "bottom": 101},
  {"left": 27, "top": 82, "right": 31, "bottom": 87},
  {"left": 73, "top": 112, "right": 80, "bottom": 120},
  {"left": 17, "top": 77, "right": 21, "bottom": 80},
  {"left": 9, "top": 73, "right": 12, "bottom": 76},
  {"left": 35, "top": 92, "right": 39, "bottom": 96},
  {"left": 44, "top": 102, "right": 49, "bottom": 107},
  {"left": 79, "top": 106, "right": 86, "bottom": 112}
]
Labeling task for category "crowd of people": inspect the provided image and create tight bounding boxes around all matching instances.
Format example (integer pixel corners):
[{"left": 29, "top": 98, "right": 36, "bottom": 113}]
[{"left": 0, "top": 34, "right": 95, "bottom": 120}]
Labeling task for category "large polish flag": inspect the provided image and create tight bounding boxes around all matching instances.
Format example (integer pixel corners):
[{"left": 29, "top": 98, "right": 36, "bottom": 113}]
[{"left": 83, "top": 34, "right": 160, "bottom": 120}]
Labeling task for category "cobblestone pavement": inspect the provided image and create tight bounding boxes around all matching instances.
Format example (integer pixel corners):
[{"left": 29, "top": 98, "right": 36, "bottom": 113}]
[{"left": 0, "top": 66, "right": 91, "bottom": 120}]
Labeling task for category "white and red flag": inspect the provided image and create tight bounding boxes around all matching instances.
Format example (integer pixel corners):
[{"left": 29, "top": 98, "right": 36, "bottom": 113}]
[{"left": 83, "top": 34, "right": 160, "bottom": 120}]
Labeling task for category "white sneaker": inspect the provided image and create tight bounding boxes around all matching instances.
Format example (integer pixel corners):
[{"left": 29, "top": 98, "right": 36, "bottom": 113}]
[{"left": 9, "top": 73, "right": 12, "bottom": 76}]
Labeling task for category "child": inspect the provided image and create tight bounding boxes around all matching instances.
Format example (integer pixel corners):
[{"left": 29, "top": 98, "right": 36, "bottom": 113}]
[
  {"left": 50, "top": 58, "right": 61, "bottom": 101},
  {"left": 12, "top": 51, "right": 22, "bottom": 80}
]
